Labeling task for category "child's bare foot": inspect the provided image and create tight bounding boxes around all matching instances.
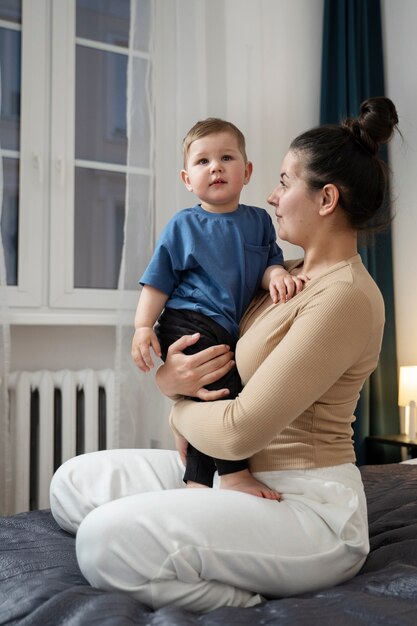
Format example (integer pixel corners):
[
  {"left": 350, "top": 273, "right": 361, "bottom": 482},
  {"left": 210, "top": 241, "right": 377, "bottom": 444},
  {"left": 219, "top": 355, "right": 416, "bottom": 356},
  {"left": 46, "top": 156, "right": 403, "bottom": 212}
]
[
  {"left": 220, "top": 469, "right": 281, "bottom": 500},
  {"left": 186, "top": 480, "right": 210, "bottom": 489}
]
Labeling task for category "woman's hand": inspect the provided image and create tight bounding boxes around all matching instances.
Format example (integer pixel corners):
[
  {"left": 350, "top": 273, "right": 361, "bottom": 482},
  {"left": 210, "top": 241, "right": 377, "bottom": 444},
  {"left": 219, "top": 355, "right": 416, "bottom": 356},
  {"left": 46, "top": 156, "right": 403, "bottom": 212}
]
[{"left": 155, "top": 333, "right": 235, "bottom": 401}]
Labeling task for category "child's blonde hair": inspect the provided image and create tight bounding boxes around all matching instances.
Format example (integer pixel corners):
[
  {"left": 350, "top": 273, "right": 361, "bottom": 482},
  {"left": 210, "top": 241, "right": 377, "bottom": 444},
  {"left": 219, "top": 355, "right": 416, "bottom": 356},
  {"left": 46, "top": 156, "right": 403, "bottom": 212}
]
[{"left": 182, "top": 118, "right": 248, "bottom": 167}]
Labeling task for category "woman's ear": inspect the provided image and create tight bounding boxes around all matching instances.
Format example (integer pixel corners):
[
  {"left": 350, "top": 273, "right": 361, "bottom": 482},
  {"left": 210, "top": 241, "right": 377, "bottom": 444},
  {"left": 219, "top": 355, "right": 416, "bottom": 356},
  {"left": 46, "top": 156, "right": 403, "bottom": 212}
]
[
  {"left": 180, "top": 169, "right": 193, "bottom": 192},
  {"left": 319, "top": 183, "right": 339, "bottom": 216}
]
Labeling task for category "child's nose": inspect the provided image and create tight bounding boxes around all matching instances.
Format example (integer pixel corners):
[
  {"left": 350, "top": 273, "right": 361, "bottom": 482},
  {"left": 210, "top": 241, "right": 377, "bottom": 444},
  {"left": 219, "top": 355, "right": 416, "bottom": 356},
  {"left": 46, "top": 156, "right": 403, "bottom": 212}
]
[{"left": 210, "top": 159, "right": 223, "bottom": 172}]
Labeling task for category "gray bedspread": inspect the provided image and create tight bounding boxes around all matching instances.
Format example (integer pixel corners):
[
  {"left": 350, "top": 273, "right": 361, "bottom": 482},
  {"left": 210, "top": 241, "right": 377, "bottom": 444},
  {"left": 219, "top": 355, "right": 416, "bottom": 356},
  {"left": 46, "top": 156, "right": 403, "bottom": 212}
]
[{"left": 1, "top": 463, "right": 417, "bottom": 625}]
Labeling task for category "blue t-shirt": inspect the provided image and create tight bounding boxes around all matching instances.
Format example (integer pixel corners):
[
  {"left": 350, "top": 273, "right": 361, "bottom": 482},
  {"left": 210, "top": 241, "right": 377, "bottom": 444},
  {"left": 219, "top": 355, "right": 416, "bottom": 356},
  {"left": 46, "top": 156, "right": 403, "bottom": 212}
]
[{"left": 140, "top": 204, "right": 284, "bottom": 338}]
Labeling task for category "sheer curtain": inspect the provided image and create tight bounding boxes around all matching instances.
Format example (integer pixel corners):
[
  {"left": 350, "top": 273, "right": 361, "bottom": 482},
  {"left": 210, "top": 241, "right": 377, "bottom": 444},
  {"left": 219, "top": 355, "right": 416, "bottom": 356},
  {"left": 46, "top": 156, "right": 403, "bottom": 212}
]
[
  {"left": 114, "top": 0, "right": 227, "bottom": 451},
  {"left": 114, "top": 0, "right": 172, "bottom": 451},
  {"left": 0, "top": 68, "right": 12, "bottom": 516},
  {"left": 114, "top": 0, "right": 325, "bottom": 451}
]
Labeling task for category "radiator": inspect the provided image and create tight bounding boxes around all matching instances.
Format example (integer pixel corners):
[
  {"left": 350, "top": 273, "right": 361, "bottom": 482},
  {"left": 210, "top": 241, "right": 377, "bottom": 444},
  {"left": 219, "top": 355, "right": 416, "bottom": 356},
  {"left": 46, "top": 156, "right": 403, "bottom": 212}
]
[{"left": 8, "top": 369, "right": 115, "bottom": 513}]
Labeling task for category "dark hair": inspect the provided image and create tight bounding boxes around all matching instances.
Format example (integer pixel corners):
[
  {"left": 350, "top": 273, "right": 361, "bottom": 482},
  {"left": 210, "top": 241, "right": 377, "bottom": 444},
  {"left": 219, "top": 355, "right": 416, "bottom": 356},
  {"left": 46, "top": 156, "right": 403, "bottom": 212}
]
[{"left": 290, "top": 97, "right": 399, "bottom": 231}]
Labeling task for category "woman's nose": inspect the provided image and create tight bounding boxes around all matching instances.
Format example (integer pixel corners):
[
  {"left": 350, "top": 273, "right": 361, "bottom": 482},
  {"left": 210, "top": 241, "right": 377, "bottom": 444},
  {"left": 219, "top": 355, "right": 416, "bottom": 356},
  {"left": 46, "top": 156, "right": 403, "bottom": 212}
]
[{"left": 267, "top": 188, "right": 279, "bottom": 207}]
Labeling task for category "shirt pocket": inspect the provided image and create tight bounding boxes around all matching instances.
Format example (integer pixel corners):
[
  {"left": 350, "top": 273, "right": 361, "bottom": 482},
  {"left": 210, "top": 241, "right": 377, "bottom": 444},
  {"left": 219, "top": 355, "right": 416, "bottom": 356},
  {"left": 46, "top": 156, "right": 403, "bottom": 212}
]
[{"left": 244, "top": 243, "right": 270, "bottom": 293}]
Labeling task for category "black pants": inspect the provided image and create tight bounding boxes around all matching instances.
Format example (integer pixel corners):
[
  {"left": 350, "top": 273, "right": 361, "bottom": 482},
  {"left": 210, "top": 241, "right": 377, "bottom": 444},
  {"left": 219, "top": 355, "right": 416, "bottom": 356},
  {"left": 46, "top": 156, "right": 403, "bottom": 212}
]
[{"left": 156, "top": 308, "right": 248, "bottom": 486}]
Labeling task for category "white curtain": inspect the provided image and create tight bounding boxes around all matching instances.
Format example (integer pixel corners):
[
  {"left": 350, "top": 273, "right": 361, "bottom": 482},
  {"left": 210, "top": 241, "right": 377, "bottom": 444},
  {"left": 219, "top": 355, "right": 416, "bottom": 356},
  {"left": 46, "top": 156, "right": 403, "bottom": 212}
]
[
  {"left": 151, "top": 0, "right": 321, "bottom": 256},
  {"left": 114, "top": 0, "right": 231, "bottom": 451},
  {"left": 113, "top": 0, "right": 324, "bottom": 451},
  {"left": 0, "top": 67, "right": 12, "bottom": 516},
  {"left": 114, "top": 0, "right": 173, "bottom": 451},
  {"left": 113, "top": 0, "right": 221, "bottom": 451}
]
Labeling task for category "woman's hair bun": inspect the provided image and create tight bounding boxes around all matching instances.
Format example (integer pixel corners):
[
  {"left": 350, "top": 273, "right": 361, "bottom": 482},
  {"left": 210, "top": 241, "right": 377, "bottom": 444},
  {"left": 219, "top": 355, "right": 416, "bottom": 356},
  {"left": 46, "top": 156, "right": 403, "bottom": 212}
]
[{"left": 341, "top": 97, "right": 399, "bottom": 157}]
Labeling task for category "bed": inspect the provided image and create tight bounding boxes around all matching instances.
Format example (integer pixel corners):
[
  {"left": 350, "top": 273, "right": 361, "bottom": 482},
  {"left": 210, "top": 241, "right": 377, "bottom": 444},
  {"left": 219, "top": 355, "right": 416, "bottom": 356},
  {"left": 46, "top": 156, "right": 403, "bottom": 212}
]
[{"left": 1, "top": 462, "right": 417, "bottom": 625}]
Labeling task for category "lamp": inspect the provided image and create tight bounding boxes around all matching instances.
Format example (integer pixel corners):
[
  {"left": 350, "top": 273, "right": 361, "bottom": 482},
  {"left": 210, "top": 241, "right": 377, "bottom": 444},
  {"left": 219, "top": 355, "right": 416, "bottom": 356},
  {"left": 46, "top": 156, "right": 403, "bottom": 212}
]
[{"left": 398, "top": 366, "right": 417, "bottom": 439}]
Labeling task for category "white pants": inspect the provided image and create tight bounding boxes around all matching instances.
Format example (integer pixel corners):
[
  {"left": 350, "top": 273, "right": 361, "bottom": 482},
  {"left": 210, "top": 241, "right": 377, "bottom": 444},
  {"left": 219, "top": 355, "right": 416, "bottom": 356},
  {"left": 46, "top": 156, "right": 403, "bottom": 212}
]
[{"left": 49, "top": 449, "right": 369, "bottom": 613}]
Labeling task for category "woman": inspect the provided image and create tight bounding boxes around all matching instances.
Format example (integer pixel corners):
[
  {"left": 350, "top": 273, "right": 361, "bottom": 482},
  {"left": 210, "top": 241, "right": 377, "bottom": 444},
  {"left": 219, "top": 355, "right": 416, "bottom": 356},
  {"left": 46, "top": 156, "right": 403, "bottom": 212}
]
[{"left": 50, "top": 97, "right": 399, "bottom": 613}]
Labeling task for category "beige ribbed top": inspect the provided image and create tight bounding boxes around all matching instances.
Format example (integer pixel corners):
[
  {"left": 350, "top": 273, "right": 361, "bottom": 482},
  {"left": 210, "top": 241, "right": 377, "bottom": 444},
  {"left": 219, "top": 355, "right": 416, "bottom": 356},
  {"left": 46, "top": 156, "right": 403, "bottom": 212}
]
[{"left": 170, "top": 255, "right": 385, "bottom": 471}]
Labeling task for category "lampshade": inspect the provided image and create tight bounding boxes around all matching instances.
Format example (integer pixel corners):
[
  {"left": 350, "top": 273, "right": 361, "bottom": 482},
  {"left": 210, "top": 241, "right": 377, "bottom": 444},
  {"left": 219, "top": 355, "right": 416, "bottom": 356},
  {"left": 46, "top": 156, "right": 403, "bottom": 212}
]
[{"left": 398, "top": 366, "right": 417, "bottom": 406}]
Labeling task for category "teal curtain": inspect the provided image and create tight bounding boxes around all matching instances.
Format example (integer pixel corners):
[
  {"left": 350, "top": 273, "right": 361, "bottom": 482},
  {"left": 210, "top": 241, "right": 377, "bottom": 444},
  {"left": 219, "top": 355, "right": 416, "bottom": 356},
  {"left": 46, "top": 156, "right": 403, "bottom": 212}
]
[{"left": 320, "top": 0, "right": 399, "bottom": 464}]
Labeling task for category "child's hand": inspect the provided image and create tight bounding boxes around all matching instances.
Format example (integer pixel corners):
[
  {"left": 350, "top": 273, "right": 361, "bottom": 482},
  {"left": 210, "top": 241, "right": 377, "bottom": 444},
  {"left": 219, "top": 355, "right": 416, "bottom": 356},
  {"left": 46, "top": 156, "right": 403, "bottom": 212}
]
[
  {"left": 132, "top": 327, "right": 162, "bottom": 372},
  {"left": 269, "top": 269, "right": 308, "bottom": 304}
]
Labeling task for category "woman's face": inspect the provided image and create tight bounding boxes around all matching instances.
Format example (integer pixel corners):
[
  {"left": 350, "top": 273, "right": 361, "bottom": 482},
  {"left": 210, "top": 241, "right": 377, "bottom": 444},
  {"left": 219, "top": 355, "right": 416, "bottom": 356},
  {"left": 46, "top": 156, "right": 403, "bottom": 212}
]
[{"left": 267, "top": 150, "right": 321, "bottom": 247}]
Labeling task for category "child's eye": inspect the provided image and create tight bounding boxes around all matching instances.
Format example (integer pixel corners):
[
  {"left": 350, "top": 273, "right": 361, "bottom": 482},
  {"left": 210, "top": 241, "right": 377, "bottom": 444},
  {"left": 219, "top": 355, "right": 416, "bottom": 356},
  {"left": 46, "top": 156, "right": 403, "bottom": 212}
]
[
  {"left": 222, "top": 155, "right": 232, "bottom": 161},
  {"left": 198, "top": 158, "right": 209, "bottom": 165}
]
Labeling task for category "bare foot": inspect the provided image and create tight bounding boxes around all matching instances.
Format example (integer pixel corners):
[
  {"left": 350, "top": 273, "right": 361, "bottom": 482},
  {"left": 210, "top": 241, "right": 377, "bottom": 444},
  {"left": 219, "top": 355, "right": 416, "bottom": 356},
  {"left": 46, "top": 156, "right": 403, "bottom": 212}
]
[
  {"left": 186, "top": 480, "right": 210, "bottom": 489},
  {"left": 220, "top": 469, "right": 281, "bottom": 500}
]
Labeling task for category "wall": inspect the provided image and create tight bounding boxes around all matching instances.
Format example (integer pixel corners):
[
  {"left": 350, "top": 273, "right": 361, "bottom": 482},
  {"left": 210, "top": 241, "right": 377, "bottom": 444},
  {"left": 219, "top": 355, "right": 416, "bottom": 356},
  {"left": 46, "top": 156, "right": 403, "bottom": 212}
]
[
  {"left": 382, "top": 0, "right": 417, "bottom": 368},
  {"left": 10, "top": 326, "right": 115, "bottom": 371}
]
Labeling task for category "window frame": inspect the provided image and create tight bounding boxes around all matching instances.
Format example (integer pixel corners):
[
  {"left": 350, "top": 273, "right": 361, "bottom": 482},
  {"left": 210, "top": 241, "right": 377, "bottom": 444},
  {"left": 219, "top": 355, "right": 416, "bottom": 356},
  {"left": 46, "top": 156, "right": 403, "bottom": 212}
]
[
  {"left": 4, "top": 0, "right": 146, "bottom": 322},
  {"left": 49, "top": 0, "right": 137, "bottom": 311},
  {"left": 2, "top": 0, "right": 49, "bottom": 309}
]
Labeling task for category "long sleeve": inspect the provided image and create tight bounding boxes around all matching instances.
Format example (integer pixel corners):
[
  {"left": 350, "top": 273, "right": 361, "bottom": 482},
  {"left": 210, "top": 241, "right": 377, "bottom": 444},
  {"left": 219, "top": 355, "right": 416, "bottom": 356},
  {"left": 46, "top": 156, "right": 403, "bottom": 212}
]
[{"left": 170, "top": 257, "right": 385, "bottom": 470}]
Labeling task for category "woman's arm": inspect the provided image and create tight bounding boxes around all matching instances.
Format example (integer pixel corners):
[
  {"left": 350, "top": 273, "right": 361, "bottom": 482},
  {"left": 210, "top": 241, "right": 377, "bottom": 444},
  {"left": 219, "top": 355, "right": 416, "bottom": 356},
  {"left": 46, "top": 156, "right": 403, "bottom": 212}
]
[
  {"left": 170, "top": 282, "right": 380, "bottom": 460},
  {"left": 155, "top": 333, "right": 235, "bottom": 401}
]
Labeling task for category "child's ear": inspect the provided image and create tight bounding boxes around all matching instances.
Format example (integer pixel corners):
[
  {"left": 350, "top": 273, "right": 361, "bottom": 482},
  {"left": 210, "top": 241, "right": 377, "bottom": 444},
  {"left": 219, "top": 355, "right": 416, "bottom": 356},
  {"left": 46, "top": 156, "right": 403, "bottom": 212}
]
[
  {"left": 180, "top": 169, "right": 193, "bottom": 192},
  {"left": 243, "top": 161, "right": 253, "bottom": 185},
  {"left": 319, "top": 183, "right": 339, "bottom": 216}
]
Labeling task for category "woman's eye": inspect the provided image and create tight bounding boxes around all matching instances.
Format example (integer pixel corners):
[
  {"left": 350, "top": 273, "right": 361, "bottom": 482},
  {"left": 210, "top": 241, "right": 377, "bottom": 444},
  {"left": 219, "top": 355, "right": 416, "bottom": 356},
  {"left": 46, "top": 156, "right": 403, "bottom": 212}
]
[{"left": 279, "top": 179, "right": 286, "bottom": 188}]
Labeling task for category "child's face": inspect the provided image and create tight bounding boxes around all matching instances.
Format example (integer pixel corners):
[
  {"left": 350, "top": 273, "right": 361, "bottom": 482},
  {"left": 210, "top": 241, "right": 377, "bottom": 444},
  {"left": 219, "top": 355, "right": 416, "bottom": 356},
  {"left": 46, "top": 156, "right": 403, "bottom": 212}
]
[{"left": 180, "top": 131, "right": 252, "bottom": 213}]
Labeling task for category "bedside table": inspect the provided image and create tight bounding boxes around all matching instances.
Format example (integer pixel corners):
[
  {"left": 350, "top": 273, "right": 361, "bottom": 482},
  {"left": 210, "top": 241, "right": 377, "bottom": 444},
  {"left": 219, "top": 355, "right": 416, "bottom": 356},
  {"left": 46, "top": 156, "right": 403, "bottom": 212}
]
[{"left": 366, "top": 434, "right": 417, "bottom": 459}]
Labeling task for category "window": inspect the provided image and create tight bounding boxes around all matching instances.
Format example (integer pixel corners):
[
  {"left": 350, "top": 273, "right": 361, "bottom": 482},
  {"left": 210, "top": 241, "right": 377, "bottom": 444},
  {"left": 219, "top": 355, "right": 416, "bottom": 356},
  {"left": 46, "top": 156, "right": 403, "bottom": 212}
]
[
  {"left": 0, "top": 0, "right": 21, "bottom": 287},
  {"left": 0, "top": 0, "right": 153, "bottom": 320}
]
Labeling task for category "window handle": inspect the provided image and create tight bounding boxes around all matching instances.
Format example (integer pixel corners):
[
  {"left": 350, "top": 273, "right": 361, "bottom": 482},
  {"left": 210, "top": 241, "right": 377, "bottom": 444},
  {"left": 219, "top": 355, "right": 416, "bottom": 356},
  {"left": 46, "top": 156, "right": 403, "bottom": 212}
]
[
  {"left": 32, "top": 152, "right": 43, "bottom": 185},
  {"left": 56, "top": 156, "right": 65, "bottom": 187}
]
